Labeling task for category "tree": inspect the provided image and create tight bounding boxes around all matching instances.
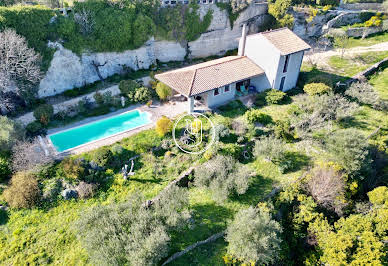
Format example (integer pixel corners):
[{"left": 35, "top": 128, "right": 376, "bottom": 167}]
[
  {"left": 305, "top": 166, "right": 347, "bottom": 216},
  {"left": 3, "top": 171, "right": 41, "bottom": 208},
  {"left": 194, "top": 155, "right": 253, "bottom": 203},
  {"left": 33, "top": 104, "right": 54, "bottom": 125},
  {"left": 11, "top": 139, "right": 53, "bottom": 172},
  {"left": 155, "top": 82, "right": 172, "bottom": 100},
  {"left": 253, "top": 135, "right": 286, "bottom": 162},
  {"left": 345, "top": 82, "right": 381, "bottom": 109},
  {"left": 225, "top": 206, "right": 282, "bottom": 264},
  {"left": 0, "top": 29, "right": 41, "bottom": 99},
  {"left": 325, "top": 129, "right": 370, "bottom": 175},
  {"left": 333, "top": 33, "right": 350, "bottom": 58},
  {"left": 73, "top": 8, "right": 95, "bottom": 36},
  {"left": 268, "top": 0, "right": 294, "bottom": 28},
  {"left": 75, "top": 187, "right": 190, "bottom": 265},
  {"left": 0, "top": 115, "right": 24, "bottom": 152}
]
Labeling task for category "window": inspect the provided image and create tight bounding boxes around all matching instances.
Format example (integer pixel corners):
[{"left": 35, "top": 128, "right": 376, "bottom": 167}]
[
  {"left": 224, "top": 85, "right": 230, "bottom": 92},
  {"left": 209, "top": 0, "right": 213, "bottom": 3},
  {"left": 283, "top": 54, "right": 290, "bottom": 73},
  {"left": 279, "top": 77, "right": 286, "bottom": 91},
  {"left": 202, "top": 0, "right": 207, "bottom": 3},
  {"left": 214, "top": 88, "right": 219, "bottom": 96},
  {"left": 171, "top": 0, "right": 176, "bottom": 3},
  {"left": 164, "top": 1, "right": 169, "bottom": 4}
]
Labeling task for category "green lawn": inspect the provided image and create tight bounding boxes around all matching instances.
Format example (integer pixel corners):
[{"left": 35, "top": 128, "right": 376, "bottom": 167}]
[
  {"left": 328, "top": 51, "right": 388, "bottom": 77},
  {"left": 347, "top": 31, "right": 388, "bottom": 48}
]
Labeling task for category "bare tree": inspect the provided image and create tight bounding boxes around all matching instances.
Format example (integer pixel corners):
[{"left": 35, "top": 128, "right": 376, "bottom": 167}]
[
  {"left": 74, "top": 8, "right": 95, "bottom": 36},
  {"left": 11, "top": 139, "right": 54, "bottom": 172},
  {"left": 305, "top": 167, "right": 347, "bottom": 216},
  {"left": 0, "top": 29, "right": 42, "bottom": 89},
  {"left": 333, "top": 33, "right": 350, "bottom": 59}
]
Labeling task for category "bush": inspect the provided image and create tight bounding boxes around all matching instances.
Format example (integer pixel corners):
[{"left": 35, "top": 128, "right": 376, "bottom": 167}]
[
  {"left": 225, "top": 206, "right": 282, "bottom": 265},
  {"left": 245, "top": 109, "right": 273, "bottom": 124},
  {"left": 119, "top": 79, "right": 140, "bottom": 95},
  {"left": 194, "top": 155, "right": 253, "bottom": 203},
  {"left": 93, "top": 91, "right": 104, "bottom": 105},
  {"left": 303, "top": 82, "right": 332, "bottom": 96},
  {"left": 307, "top": 75, "right": 333, "bottom": 87},
  {"left": 76, "top": 181, "right": 97, "bottom": 199},
  {"left": 156, "top": 116, "right": 173, "bottom": 137},
  {"left": 273, "top": 119, "right": 295, "bottom": 141},
  {"left": 0, "top": 115, "right": 24, "bottom": 152},
  {"left": 3, "top": 171, "right": 40, "bottom": 208},
  {"left": 26, "top": 121, "right": 45, "bottom": 137},
  {"left": 253, "top": 135, "right": 286, "bottom": 162},
  {"left": 33, "top": 104, "right": 54, "bottom": 125},
  {"left": 219, "top": 143, "right": 243, "bottom": 159},
  {"left": 345, "top": 82, "right": 381, "bottom": 108},
  {"left": 305, "top": 166, "right": 347, "bottom": 215},
  {"left": 155, "top": 82, "right": 172, "bottom": 100},
  {"left": 61, "top": 157, "right": 85, "bottom": 180},
  {"left": 326, "top": 129, "right": 370, "bottom": 174},
  {"left": 214, "top": 124, "right": 230, "bottom": 142},
  {"left": 0, "top": 156, "right": 11, "bottom": 182},
  {"left": 75, "top": 187, "right": 190, "bottom": 265},
  {"left": 92, "top": 148, "right": 114, "bottom": 168},
  {"left": 265, "top": 89, "right": 286, "bottom": 104},
  {"left": 129, "top": 86, "right": 152, "bottom": 103}
]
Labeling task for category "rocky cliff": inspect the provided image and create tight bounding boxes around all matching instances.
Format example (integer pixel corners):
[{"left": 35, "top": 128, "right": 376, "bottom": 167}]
[{"left": 38, "top": 3, "right": 269, "bottom": 98}]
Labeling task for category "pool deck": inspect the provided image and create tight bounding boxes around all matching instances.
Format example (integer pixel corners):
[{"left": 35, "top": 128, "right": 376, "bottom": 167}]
[{"left": 45, "top": 99, "right": 188, "bottom": 156}]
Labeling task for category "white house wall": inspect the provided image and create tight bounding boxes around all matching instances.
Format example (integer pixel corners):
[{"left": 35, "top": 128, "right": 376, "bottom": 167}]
[
  {"left": 205, "top": 83, "right": 236, "bottom": 107},
  {"left": 250, "top": 74, "right": 271, "bottom": 92},
  {"left": 242, "top": 34, "right": 281, "bottom": 89},
  {"left": 274, "top": 51, "right": 304, "bottom": 91}
]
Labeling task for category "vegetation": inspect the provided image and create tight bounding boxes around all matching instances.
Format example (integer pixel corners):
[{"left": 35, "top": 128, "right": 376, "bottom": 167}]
[
  {"left": 155, "top": 116, "right": 173, "bottom": 137},
  {"left": 265, "top": 89, "right": 287, "bottom": 104},
  {"left": 268, "top": 0, "right": 294, "bottom": 28},
  {"left": 225, "top": 205, "right": 282, "bottom": 265},
  {"left": 0, "top": 115, "right": 24, "bottom": 152},
  {"left": 303, "top": 82, "right": 332, "bottom": 95},
  {"left": 244, "top": 109, "right": 273, "bottom": 124},
  {"left": 155, "top": 82, "right": 172, "bottom": 100},
  {"left": 3, "top": 172, "right": 41, "bottom": 208},
  {"left": 33, "top": 104, "right": 54, "bottom": 125}
]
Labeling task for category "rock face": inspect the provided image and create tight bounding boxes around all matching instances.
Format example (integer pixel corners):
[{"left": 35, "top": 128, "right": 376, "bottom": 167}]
[{"left": 38, "top": 4, "right": 269, "bottom": 98}]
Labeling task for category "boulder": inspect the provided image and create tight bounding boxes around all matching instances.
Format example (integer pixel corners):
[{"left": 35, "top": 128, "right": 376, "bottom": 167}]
[{"left": 61, "top": 189, "right": 78, "bottom": 200}]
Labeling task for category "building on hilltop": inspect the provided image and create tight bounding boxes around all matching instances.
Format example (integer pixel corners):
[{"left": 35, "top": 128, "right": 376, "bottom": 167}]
[{"left": 155, "top": 25, "right": 311, "bottom": 113}]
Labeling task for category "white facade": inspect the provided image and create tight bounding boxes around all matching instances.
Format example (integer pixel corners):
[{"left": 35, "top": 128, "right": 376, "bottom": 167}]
[{"left": 240, "top": 34, "right": 305, "bottom": 92}]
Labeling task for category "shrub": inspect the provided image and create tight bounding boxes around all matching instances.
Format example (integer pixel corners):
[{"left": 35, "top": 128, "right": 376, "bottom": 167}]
[
  {"left": 156, "top": 116, "right": 173, "bottom": 137},
  {"left": 325, "top": 129, "right": 370, "bottom": 174},
  {"left": 225, "top": 206, "right": 282, "bottom": 265},
  {"left": 219, "top": 143, "right": 243, "bottom": 159},
  {"left": 76, "top": 181, "right": 97, "bottom": 199},
  {"left": 307, "top": 75, "right": 333, "bottom": 87},
  {"left": 253, "top": 135, "right": 286, "bottom": 162},
  {"left": 345, "top": 82, "right": 381, "bottom": 108},
  {"left": 303, "top": 82, "right": 332, "bottom": 96},
  {"left": 3, "top": 171, "right": 40, "bottom": 208},
  {"left": 119, "top": 79, "right": 140, "bottom": 95},
  {"left": 214, "top": 124, "right": 230, "bottom": 141},
  {"left": 155, "top": 82, "right": 172, "bottom": 100},
  {"left": 0, "top": 115, "right": 24, "bottom": 152},
  {"left": 33, "top": 104, "right": 54, "bottom": 125},
  {"left": 75, "top": 188, "right": 190, "bottom": 265},
  {"left": 265, "top": 89, "right": 286, "bottom": 104},
  {"left": 194, "top": 155, "right": 253, "bottom": 203},
  {"left": 244, "top": 109, "right": 273, "bottom": 124},
  {"left": 93, "top": 91, "right": 104, "bottom": 105},
  {"left": 11, "top": 139, "right": 53, "bottom": 172},
  {"left": 61, "top": 157, "right": 85, "bottom": 179},
  {"left": 129, "top": 86, "right": 152, "bottom": 103},
  {"left": 273, "top": 119, "right": 295, "bottom": 141},
  {"left": 92, "top": 148, "right": 114, "bottom": 168},
  {"left": 42, "top": 178, "right": 62, "bottom": 201},
  {"left": 0, "top": 156, "right": 11, "bottom": 182},
  {"left": 368, "top": 186, "right": 388, "bottom": 206},
  {"left": 26, "top": 121, "right": 45, "bottom": 137},
  {"left": 305, "top": 166, "right": 347, "bottom": 215}
]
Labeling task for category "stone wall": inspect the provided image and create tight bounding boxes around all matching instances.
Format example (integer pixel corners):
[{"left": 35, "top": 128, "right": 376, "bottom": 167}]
[
  {"left": 38, "top": 3, "right": 269, "bottom": 98},
  {"left": 339, "top": 3, "right": 383, "bottom": 11}
]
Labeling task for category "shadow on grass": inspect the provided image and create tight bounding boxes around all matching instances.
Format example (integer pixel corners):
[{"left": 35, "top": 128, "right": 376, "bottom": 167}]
[
  {"left": 0, "top": 209, "right": 9, "bottom": 225},
  {"left": 298, "top": 68, "right": 348, "bottom": 88},
  {"left": 281, "top": 151, "right": 311, "bottom": 174}
]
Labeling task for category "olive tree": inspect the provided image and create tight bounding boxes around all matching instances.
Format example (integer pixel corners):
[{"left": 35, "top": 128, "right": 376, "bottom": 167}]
[
  {"left": 0, "top": 115, "right": 24, "bottom": 152},
  {"left": 225, "top": 206, "right": 282, "bottom": 264},
  {"left": 75, "top": 186, "right": 190, "bottom": 265},
  {"left": 194, "top": 155, "right": 253, "bottom": 203}
]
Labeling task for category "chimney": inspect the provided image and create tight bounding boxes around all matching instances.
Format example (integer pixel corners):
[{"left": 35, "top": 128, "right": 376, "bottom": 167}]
[{"left": 238, "top": 23, "right": 248, "bottom": 56}]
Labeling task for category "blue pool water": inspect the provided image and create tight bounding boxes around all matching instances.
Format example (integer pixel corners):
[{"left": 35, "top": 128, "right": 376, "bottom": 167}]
[{"left": 49, "top": 110, "right": 151, "bottom": 152}]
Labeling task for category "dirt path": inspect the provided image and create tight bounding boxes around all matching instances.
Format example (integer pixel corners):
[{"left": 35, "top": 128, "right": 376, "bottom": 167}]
[{"left": 303, "top": 41, "right": 388, "bottom": 70}]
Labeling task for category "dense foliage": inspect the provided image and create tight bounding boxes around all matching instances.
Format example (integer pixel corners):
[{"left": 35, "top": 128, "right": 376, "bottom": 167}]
[
  {"left": 0, "top": 115, "right": 24, "bottom": 152},
  {"left": 33, "top": 103, "right": 54, "bottom": 125},
  {"left": 303, "top": 82, "right": 332, "bottom": 95},
  {"left": 225, "top": 206, "right": 282, "bottom": 265},
  {"left": 156, "top": 116, "right": 173, "bottom": 137},
  {"left": 155, "top": 82, "right": 172, "bottom": 100},
  {"left": 75, "top": 186, "right": 190, "bottom": 265}
]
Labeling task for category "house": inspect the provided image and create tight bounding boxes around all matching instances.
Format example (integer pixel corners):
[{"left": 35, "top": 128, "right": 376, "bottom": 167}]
[{"left": 155, "top": 26, "right": 311, "bottom": 113}]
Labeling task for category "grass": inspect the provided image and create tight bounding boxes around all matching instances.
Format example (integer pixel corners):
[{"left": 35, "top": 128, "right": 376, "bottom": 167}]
[
  {"left": 369, "top": 67, "right": 388, "bottom": 101},
  {"left": 328, "top": 51, "right": 388, "bottom": 77},
  {"left": 346, "top": 32, "right": 388, "bottom": 48}
]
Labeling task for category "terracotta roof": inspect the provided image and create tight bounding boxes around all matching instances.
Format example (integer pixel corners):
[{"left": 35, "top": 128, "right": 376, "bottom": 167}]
[
  {"left": 255, "top": 28, "right": 311, "bottom": 55},
  {"left": 155, "top": 56, "right": 264, "bottom": 97}
]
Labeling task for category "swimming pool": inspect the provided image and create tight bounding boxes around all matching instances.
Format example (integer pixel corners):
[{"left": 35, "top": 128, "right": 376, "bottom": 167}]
[{"left": 48, "top": 109, "right": 152, "bottom": 152}]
